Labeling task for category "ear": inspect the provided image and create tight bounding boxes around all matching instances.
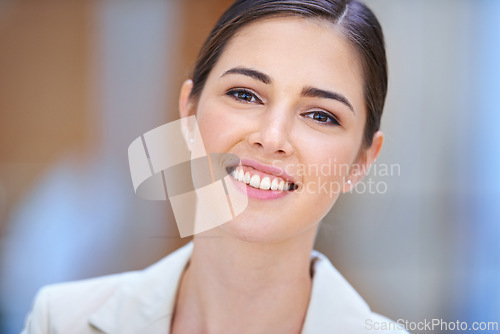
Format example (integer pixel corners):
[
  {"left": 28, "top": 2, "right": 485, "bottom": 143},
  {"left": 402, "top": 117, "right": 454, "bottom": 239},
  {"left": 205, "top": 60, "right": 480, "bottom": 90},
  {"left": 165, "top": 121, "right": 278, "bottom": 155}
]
[
  {"left": 179, "top": 79, "right": 195, "bottom": 119},
  {"left": 343, "top": 131, "right": 384, "bottom": 193},
  {"left": 179, "top": 80, "right": 196, "bottom": 148}
]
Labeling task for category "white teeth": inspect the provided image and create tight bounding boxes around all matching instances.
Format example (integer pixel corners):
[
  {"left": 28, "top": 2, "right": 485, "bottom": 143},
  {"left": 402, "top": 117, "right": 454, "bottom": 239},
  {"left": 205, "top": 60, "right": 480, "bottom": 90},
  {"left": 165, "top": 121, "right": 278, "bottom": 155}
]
[
  {"left": 270, "top": 178, "right": 279, "bottom": 191},
  {"left": 249, "top": 174, "right": 261, "bottom": 188},
  {"left": 230, "top": 168, "right": 294, "bottom": 191},
  {"left": 237, "top": 169, "right": 244, "bottom": 181},
  {"left": 259, "top": 177, "right": 271, "bottom": 190}
]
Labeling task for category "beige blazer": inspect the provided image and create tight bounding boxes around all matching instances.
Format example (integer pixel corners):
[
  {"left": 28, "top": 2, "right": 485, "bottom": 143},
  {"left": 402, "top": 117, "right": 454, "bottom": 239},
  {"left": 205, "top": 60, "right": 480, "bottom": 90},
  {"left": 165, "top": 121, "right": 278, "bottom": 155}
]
[{"left": 22, "top": 242, "right": 408, "bottom": 334}]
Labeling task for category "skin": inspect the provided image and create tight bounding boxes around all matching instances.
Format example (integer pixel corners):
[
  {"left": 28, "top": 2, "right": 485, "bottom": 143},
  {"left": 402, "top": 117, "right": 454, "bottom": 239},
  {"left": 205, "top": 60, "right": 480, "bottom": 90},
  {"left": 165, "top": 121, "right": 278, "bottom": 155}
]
[{"left": 172, "top": 16, "right": 383, "bottom": 334}]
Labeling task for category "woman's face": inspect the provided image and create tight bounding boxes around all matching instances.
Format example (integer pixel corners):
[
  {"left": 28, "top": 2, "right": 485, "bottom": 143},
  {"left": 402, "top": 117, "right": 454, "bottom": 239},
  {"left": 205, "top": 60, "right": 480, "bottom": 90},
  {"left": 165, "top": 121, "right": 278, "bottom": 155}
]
[{"left": 181, "top": 17, "right": 380, "bottom": 243}]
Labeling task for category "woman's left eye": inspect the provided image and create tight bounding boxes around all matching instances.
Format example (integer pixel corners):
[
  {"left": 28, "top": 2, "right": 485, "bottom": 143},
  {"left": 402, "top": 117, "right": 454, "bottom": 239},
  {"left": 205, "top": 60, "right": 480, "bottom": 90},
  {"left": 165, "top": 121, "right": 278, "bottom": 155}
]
[
  {"left": 226, "top": 89, "right": 262, "bottom": 104},
  {"left": 303, "top": 111, "right": 340, "bottom": 126}
]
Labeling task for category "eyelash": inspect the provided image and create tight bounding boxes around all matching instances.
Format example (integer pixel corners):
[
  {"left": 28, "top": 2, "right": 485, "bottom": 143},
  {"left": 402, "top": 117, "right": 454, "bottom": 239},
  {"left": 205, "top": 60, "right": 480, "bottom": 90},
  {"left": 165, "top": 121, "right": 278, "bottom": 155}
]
[
  {"left": 302, "top": 111, "right": 341, "bottom": 126},
  {"left": 226, "top": 88, "right": 340, "bottom": 127},
  {"left": 226, "top": 88, "right": 263, "bottom": 104}
]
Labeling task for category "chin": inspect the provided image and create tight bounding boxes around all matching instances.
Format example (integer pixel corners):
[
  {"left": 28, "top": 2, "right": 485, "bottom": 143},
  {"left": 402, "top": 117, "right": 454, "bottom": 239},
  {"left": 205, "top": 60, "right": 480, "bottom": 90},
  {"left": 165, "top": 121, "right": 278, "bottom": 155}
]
[
  {"left": 216, "top": 212, "right": 319, "bottom": 245},
  {"left": 217, "top": 215, "right": 281, "bottom": 244}
]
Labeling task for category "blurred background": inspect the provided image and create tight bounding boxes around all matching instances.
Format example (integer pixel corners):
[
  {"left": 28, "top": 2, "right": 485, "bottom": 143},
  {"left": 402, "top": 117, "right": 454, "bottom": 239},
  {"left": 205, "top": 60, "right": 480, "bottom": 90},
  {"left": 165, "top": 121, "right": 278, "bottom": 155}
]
[{"left": 0, "top": 0, "right": 498, "bottom": 333}]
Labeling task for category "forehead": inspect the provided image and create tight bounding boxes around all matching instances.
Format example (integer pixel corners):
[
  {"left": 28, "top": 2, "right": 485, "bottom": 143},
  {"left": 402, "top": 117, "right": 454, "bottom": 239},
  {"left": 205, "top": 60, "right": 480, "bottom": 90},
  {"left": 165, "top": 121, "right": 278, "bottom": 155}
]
[{"left": 211, "top": 16, "right": 364, "bottom": 107}]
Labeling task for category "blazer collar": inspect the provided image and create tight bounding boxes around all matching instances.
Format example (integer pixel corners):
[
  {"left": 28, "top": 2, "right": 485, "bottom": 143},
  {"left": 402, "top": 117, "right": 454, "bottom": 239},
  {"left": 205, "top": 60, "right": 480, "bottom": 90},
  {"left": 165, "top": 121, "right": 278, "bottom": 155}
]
[
  {"left": 88, "top": 243, "right": 372, "bottom": 333},
  {"left": 88, "top": 242, "right": 193, "bottom": 334},
  {"left": 301, "top": 250, "right": 372, "bottom": 333}
]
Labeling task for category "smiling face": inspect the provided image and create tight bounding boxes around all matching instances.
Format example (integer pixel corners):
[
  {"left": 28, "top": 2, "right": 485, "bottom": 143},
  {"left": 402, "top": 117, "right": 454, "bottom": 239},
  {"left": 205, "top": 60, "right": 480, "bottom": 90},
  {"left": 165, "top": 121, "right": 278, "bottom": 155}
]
[{"left": 180, "top": 16, "right": 382, "bottom": 244}]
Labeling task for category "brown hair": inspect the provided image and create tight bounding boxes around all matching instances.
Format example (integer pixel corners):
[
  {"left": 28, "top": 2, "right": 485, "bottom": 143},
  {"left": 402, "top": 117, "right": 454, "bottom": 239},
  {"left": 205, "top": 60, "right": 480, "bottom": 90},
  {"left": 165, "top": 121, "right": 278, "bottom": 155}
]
[{"left": 189, "top": 0, "right": 388, "bottom": 148}]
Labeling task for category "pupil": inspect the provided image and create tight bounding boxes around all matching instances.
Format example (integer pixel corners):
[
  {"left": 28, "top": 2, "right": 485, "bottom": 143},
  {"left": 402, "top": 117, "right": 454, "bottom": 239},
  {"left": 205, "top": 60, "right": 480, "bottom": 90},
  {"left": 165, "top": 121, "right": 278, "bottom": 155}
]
[
  {"left": 314, "top": 113, "right": 326, "bottom": 122},
  {"left": 239, "top": 92, "right": 250, "bottom": 100}
]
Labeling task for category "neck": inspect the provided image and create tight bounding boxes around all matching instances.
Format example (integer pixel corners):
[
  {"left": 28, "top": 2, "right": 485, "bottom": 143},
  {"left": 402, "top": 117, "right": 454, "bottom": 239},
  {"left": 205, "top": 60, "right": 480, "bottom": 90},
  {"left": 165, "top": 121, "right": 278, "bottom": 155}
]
[{"left": 172, "top": 228, "right": 317, "bottom": 334}]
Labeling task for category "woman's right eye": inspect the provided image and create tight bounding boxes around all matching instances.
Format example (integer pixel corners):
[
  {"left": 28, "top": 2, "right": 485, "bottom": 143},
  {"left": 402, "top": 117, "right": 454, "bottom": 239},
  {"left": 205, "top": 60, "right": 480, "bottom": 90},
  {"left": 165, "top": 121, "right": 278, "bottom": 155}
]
[{"left": 226, "top": 89, "right": 262, "bottom": 104}]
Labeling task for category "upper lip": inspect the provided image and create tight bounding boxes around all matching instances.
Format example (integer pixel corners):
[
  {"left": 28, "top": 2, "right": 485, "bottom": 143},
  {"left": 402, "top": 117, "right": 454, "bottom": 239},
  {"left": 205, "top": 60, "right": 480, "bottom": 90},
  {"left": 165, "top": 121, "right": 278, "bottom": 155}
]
[{"left": 240, "top": 158, "right": 297, "bottom": 184}]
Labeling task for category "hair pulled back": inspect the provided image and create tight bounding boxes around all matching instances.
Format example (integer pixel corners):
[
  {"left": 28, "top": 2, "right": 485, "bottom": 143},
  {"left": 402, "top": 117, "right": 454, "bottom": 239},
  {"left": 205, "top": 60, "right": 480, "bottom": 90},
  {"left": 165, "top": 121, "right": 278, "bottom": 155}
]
[{"left": 190, "top": 0, "right": 387, "bottom": 148}]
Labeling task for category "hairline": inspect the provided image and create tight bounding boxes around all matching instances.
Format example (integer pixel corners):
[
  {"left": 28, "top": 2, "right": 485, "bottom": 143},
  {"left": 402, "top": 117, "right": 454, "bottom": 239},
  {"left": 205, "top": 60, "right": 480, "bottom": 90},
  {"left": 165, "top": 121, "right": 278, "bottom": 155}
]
[{"left": 189, "top": 13, "right": 363, "bottom": 100}]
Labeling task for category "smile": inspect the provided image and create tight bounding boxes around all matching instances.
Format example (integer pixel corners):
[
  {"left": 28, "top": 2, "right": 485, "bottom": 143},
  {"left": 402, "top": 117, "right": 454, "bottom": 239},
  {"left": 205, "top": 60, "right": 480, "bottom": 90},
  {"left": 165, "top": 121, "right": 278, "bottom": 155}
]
[{"left": 228, "top": 166, "right": 298, "bottom": 192}]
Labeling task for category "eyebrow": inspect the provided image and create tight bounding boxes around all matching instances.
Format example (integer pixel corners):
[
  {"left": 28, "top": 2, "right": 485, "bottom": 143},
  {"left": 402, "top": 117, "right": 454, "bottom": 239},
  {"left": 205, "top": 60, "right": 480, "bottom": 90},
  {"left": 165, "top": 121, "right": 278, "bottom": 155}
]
[
  {"left": 221, "top": 67, "right": 271, "bottom": 85},
  {"left": 302, "top": 87, "right": 355, "bottom": 114}
]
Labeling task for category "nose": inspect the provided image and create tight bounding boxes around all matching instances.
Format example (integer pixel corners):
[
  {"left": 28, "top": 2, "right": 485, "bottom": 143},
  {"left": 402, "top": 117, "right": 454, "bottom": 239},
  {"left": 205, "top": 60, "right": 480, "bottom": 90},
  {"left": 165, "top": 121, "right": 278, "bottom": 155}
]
[{"left": 247, "top": 105, "right": 294, "bottom": 157}]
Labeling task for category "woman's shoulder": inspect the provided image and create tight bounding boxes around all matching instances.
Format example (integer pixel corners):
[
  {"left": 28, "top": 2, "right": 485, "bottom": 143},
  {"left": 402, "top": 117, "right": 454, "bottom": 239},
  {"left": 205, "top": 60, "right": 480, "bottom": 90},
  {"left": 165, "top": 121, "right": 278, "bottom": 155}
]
[
  {"left": 22, "top": 242, "right": 193, "bottom": 334},
  {"left": 37, "top": 269, "right": 140, "bottom": 299},
  {"left": 21, "top": 271, "right": 141, "bottom": 334},
  {"left": 303, "top": 249, "right": 409, "bottom": 334}
]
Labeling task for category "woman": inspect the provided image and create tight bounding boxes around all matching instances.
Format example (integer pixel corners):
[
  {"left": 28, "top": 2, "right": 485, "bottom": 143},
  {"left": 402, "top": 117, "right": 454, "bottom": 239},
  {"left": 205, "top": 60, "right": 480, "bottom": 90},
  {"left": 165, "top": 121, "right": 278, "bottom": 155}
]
[{"left": 23, "top": 0, "right": 408, "bottom": 333}]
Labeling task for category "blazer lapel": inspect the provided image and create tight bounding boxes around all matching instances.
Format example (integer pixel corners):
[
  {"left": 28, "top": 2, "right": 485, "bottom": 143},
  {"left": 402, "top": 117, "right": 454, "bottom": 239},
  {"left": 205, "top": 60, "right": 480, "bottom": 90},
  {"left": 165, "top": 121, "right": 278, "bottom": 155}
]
[
  {"left": 88, "top": 242, "right": 193, "bottom": 334},
  {"left": 301, "top": 250, "right": 373, "bottom": 334}
]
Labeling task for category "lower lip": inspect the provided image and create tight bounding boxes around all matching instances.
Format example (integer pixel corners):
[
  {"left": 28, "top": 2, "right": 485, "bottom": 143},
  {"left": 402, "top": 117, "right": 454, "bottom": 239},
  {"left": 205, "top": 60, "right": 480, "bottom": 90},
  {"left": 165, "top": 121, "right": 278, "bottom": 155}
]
[{"left": 228, "top": 175, "right": 291, "bottom": 200}]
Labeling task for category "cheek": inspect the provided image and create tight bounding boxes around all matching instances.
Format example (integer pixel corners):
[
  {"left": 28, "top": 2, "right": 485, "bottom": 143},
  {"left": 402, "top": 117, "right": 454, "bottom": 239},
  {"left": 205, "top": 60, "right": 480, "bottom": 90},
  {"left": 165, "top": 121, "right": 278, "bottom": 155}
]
[
  {"left": 196, "top": 101, "right": 261, "bottom": 158},
  {"left": 296, "top": 136, "right": 358, "bottom": 204},
  {"left": 195, "top": 100, "right": 242, "bottom": 153},
  {"left": 300, "top": 133, "right": 358, "bottom": 178}
]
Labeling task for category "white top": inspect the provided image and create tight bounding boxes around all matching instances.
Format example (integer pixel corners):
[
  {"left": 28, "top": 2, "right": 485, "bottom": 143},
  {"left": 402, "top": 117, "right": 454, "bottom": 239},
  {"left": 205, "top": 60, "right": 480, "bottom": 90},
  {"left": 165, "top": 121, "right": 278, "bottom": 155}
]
[{"left": 22, "top": 242, "right": 408, "bottom": 334}]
